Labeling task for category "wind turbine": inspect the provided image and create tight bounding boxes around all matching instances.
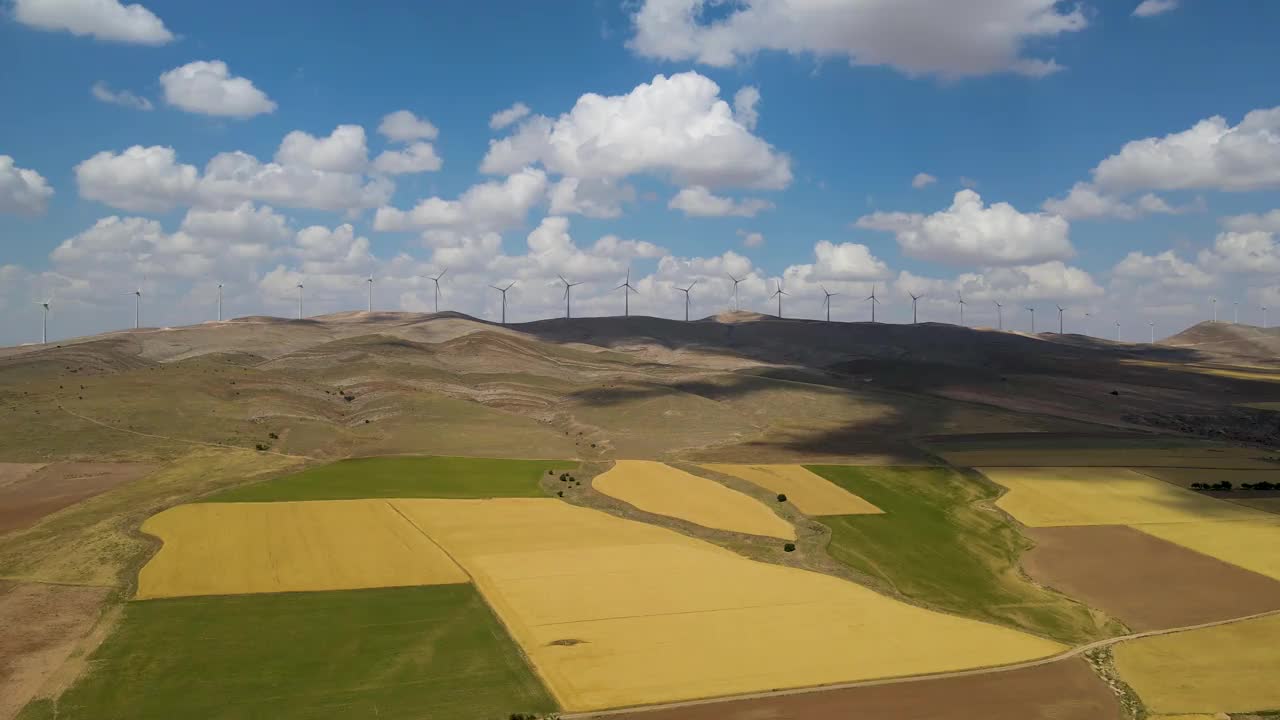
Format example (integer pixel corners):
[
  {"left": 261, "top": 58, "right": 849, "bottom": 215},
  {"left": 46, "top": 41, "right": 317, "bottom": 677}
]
[
  {"left": 1026, "top": 306, "right": 1036, "bottom": 333},
  {"left": 728, "top": 274, "right": 744, "bottom": 311},
  {"left": 296, "top": 282, "right": 304, "bottom": 320},
  {"left": 770, "top": 281, "right": 788, "bottom": 318},
  {"left": 216, "top": 282, "right": 223, "bottom": 322},
  {"left": 1115, "top": 320, "right": 1121, "bottom": 342},
  {"left": 365, "top": 275, "right": 374, "bottom": 313},
  {"left": 127, "top": 286, "right": 142, "bottom": 329},
  {"left": 1211, "top": 296, "right": 1217, "bottom": 323},
  {"left": 427, "top": 268, "right": 448, "bottom": 313},
  {"left": 909, "top": 291, "right": 923, "bottom": 325},
  {"left": 677, "top": 280, "right": 698, "bottom": 322},
  {"left": 36, "top": 297, "right": 51, "bottom": 344},
  {"left": 558, "top": 274, "right": 582, "bottom": 319},
  {"left": 821, "top": 284, "right": 839, "bottom": 323},
  {"left": 1149, "top": 320, "right": 1156, "bottom": 343},
  {"left": 1234, "top": 301, "right": 1239, "bottom": 324},
  {"left": 993, "top": 300, "right": 1003, "bottom": 330},
  {"left": 1056, "top": 305, "right": 1065, "bottom": 335},
  {"left": 615, "top": 268, "right": 637, "bottom": 317},
  {"left": 1084, "top": 311, "right": 1092, "bottom": 336},
  {"left": 865, "top": 284, "right": 880, "bottom": 322},
  {"left": 1264, "top": 306, "right": 1269, "bottom": 329},
  {"left": 957, "top": 292, "right": 967, "bottom": 326},
  {"left": 490, "top": 282, "right": 515, "bottom": 324}
]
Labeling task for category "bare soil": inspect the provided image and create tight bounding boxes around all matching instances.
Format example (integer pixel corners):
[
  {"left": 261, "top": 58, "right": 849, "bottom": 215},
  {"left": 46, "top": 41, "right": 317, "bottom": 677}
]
[
  {"left": 0, "top": 463, "right": 154, "bottom": 534},
  {"left": 0, "top": 580, "right": 110, "bottom": 720},
  {"left": 595, "top": 658, "right": 1122, "bottom": 720},
  {"left": 1022, "top": 525, "right": 1280, "bottom": 631}
]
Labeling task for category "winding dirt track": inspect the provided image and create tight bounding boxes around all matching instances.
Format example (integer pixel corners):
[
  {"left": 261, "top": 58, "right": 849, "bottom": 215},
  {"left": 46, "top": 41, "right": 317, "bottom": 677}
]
[{"left": 564, "top": 607, "right": 1280, "bottom": 719}]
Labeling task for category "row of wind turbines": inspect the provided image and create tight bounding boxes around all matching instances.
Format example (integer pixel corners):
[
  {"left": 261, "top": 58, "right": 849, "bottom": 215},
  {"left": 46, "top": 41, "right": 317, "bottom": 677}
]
[{"left": 29, "top": 274, "right": 1268, "bottom": 345}]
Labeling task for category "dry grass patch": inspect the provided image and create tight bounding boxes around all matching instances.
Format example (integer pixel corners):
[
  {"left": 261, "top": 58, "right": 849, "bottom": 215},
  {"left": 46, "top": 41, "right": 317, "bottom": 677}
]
[
  {"left": 594, "top": 460, "right": 795, "bottom": 539},
  {"left": 1114, "top": 613, "right": 1280, "bottom": 715},
  {"left": 136, "top": 501, "right": 466, "bottom": 599},
  {"left": 702, "top": 463, "right": 881, "bottom": 515},
  {"left": 393, "top": 498, "right": 1063, "bottom": 712},
  {"left": 1134, "top": 519, "right": 1280, "bottom": 581}
]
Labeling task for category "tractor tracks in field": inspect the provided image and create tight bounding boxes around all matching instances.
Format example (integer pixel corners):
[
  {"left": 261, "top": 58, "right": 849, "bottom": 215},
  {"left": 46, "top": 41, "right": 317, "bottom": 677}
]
[{"left": 563, "top": 606, "right": 1280, "bottom": 718}]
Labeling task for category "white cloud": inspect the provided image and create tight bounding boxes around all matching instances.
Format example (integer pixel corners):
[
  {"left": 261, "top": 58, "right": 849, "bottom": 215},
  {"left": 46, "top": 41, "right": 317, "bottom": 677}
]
[
  {"left": 275, "top": 125, "right": 369, "bottom": 173},
  {"left": 1197, "top": 231, "right": 1280, "bottom": 274},
  {"left": 858, "top": 190, "right": 1073, "bottom": 267},
  {"left": 481, "top": 72, "right": 791, "bottom": 190},
  {"left": 668, "top": 185, "right": 773, "bottom": 217},
  {"left": 91, "top": 81, "right": 152, "bottom": 110},
  {"left": 372, "top": 142, "right": 443, "bottom": 175},
  {"left": 1133, "top": 0, "right": 1178, "bottom": 17},
  {"left": 1091, "top": 106, "right": 1280, "bottom": 193},
  {"left": 733, "top": 86, "right": 760, "bottom": 131},
  {"left": 911, "top": 172, "right": 937, "bottom": 189},
  {"left": 160, "top": 61, "right": 276, "bottom": 118},
  {"left": 374, "top": 168, "right": 547, "bottom": 233},
  {"left": 1221, "top": 209, "right": 1280, "bottom": 233},
  {"left": 1112, "top": 250, "right": 1214, "bottom": 289},
  {"left": 489, "top": 102, "right": 531, "bottom": 130},
  {"left": 627, "top": 0, "right": 1086, "bottom": 78},
  {"left": 547, "top": 177, "right": 635, "bottom": 218},
  {"left": 178, "top": 202, "right": 292, "bottom": 259},
  {"left": 785, "top": 240, "right": 891, "bottom": 283},
  {"left": 958, "top": 262, "right": 1103, "bottom": 302},
  {"left": 0, "top": 155, "right": 55, "bottom": 216},
  {"left": 378, "top": 110, "right": 438, "bottom": 143},
  {"left": 13, "top": 0, "right": 173, "bottom": 45},
  {"left": 1042, "top": 182, "right": 1197, "bottom": 221},
  {"left": 75, "top": 145, "right": 199, "bottom": 213},
  {"left": 737, "top": 229, "right": 764, "bottom": 248}
]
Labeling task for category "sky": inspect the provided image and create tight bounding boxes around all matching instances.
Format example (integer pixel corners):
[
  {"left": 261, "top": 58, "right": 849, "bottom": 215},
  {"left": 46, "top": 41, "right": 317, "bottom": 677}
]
[{"left": 2, "top": 0, "right": 1279, "bottom": 346}]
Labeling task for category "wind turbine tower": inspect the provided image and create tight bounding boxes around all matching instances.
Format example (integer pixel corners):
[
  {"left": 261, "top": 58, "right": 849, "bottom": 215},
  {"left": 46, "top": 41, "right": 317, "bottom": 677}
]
[
  {"left": 770, "top": 281, "right": 788, "bottom": 318},
  {"left": 993, "top": 300, "right": 1003, "bottom": 330},
  {"left": 366, "top": 275, "right": 374, "bottom": 313},
  {"left": 615, "top": 268, "right": 637, "bottom": 317},
  {"left": 821, "top": 285, "right": 839, "bottom": 323},
  {"left": 558, "top": 274, "right": 582, "bottom": 319},
  {"left": 1211, "top": 296, "right": 1217, "bottom": 323},
  {"left": 490, "top": 282, "right": 515, "bottom": 324},
  {"left": 957, "top": 292, "right": 967, "bottom": 326},
  {"left": 1234, "top": 301, "right": 1239, "bottom": 324},
  {"left": 1115, "top": 320, "right": 1121, "bottom": 342},
  {"left": 728, "top": 274, "right": 743, "bottom": 311},
  {"left": 1264, "top": 306, "right": 1269, "bottom": 329},
  {"left": 37, "top": 298, "right": 51, "bottom": 344},
  {"left": 129, "top": 287, "right": 142, "bottom": 329},
  {"left": 909, "top": 292, "right": 923, "bottom": 325},
  {"left": 1149, "top": 320, "right": 1156, "bottom": 343},
  {"left": 428, "top": 268, "right": 448, "bottom": 313},
  {"left": 677, "top": 280, "right": 698, "bottom": 322},
  {"left": 1026, "top": 306, "right": 1036, "bottom": 333},
  {"left": 296, "top": 282, "right": 304, "bottom": 320},
  {"left": 866, "top": 285, "right": 880, "bottom": 322},
  {"left": 1057, "top": 305, "right": 1065, "bottom": 335},
  {"left": 217, "top": 283, "right": 223, "bottom": 322}
]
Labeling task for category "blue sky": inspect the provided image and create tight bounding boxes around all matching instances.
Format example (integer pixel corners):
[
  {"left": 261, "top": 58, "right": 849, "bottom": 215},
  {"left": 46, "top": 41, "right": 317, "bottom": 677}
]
[{"left": 2, "top": 0, "right": 1279, "bottom": 344}]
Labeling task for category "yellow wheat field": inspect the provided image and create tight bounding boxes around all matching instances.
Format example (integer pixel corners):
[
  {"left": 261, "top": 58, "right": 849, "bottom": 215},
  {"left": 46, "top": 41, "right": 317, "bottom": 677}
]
[
  {"left": 702, "top": 463, "right": 881, "bottom": 516},
  {"left": 981, "top": 467, "right": 1265, "bottom": 527},
  {"left": 1114, "top": 613, "right": 1280, "bottom": 714},
  {"left": 594, "top": 460, "right": 796, "bottom": 539},
  {"left": 136, "top": 500, "right": 467, "bottom": 599},
  {"left": 1135, "top": 519, "right": 1280, "bottom": 581},
  {"left": 393, "top": 498, "right": 1064, "bottom": 712},
  {"left": 944, "top": 448, "right": 1278, "bottom": 469}
]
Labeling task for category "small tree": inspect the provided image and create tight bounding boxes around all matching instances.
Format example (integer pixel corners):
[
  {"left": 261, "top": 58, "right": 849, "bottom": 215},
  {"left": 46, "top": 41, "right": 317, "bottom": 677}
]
[
  {"left": 776, "top": 493, "right": 787, "bottom": 503},
  {"left": 783, "top": 543, "right": 796, "bottom": 552}
]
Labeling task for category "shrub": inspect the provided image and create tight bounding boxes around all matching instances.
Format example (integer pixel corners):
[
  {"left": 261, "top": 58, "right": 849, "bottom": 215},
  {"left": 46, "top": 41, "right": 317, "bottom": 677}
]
[
  {"left": 783, "top": 543, "right": 796, "bottom": 552},
  {"left": 1110, "top": 390, "right": 1120, "bottom": 396},
  {"left": 254, "top": 443, "right": 270, "bottom": 451},
  {"left": 268, "top": 432, "right": 279, "bottom": 440},
  {"left": 776, "top": 493, "right": 787, "bottom": 503},
  {"left": 556, "top": 491, "right": 564, "bottom": 497}
]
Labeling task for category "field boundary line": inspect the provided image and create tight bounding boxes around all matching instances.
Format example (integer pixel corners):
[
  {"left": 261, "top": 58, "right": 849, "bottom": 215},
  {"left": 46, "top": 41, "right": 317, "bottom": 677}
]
[
  {"left": 55, "top": 404, "right": 318, "bottom": 461},
  {"left": 563, "top": 607, "right": 1280, "bottom": 718}
]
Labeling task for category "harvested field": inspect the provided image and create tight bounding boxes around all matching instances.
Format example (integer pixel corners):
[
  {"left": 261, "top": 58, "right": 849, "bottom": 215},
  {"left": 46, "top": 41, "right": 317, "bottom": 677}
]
[
  {"left": 1134, "top": 467, "right": 1280, "bottom": 515},
  {"left": 35, "top": 585, "right": 554, "bottom": 720},
  {"left": 394, "top": 498, "right": 1063, "bottom": 712},
  {"left": 983, "top": 467, "right": 1264, "bottom": 527},
  {"left": 1114, "top": 613, "right": 1280, "bottom": 715},
  {"left": 1135, "top": 519, "right": 1280, "bottom": 581},
  {"left": 942, "top": 447, "right": 1277, "bottom": 470},
  {"left": 0, "top": 463, "right": 154, "bottom": 534},
  {"left": 136, "top": 500, "right": 467, "bottom": 599},
  {"left": 1022, "top": 525, "right": 1280, "bottom": 631},
  {"left": 206, "top": 455, "right": 571, "bottom": 502},
  {"left": 593, "top": 460, "right": 795, "bottom": 540},
  {"left": 0, "top": 581, "right": 109, "bottom": 720},
  {"left": 701, "top": 464, "right": 881, "bottom": 516},
  {"left": 601, "top": 657, "right": 1123, "bottom": 720}
]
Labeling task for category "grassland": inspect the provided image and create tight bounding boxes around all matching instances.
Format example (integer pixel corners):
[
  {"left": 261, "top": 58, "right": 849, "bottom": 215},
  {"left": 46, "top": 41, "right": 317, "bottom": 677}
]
[
  {"left": 395, "top": 497, "right": 1063, "bottom": 712},
  {"left": 21, "top": 585, "right": 555, "bottom": 720},
  {"left": 1113, "top": 613, "right": 1280, "bottom": 715},
  {"left": 807, "top": 465, "right": 1121, "bottom": 644},
  {"left": 206, "top": 455, "right": 573, "bottom": 502},
  {"left": 137, "top": 501, "right": 467, "bottom": 598},
  {"left": 594, "top": 460, "right": 796, "bottom": 539}
]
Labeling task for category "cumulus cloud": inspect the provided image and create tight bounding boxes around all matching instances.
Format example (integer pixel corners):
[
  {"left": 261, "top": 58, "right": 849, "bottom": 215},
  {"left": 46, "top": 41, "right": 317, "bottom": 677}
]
[
  {"left": 374, "top": 168, "right": 548, "bottom": 233},
  {"left": 372, "top": 142, "right": 443, "bottom": 175},
  {"left": 0, "top": 155, "right": 55, "bottom": 215},
  {"left": 275, "top": 125, "right": 369, "bottom": 173},
  {"left": 481, "top": 72, "right": 792, "bottom": 190},
  {"left": 1091, "top": 106, "right": 1280, "bottom": 193},
  {"left": 1221, "top": 209, "right": 1280, "bottom": 233},
  {"left": 1197, "top": 231, "right": 1280, "bottom": 274},
  {"left": 1133, "top": 0, "right": 1178, "bottom": 17},
  {"left": 160, "top": 61, "right": 276, "bottom": 118},
  {"left": 378, "top": 110, "right": 438, "bottom": 143},
  {"left": 737, "top": 229, "right": 765, "bottom": 248},
  {"left": 489, "top": 102, "right": 531, "bottom": 130},
  {"left": 1042, "top": 182, "right": 1198, "bottom": 221},
  {"left": 911, "top": 172, "right": 937, "bottom": 189},
  {"left": 668, "top": 185, "right": 773, "bottom": 217},
  {"left": 626, "top": 0, "right": 1086, "bottom": 78},
  {"left": 13, "top": 0, "right": 173, "bottom": 44},
  {"left": 1112, "top": 250, "right": 1214, "bottom": 289},
  {"left": 733, "top": 86, "right": 760, "bottom": 131},
  {"left": 858, "top": 190, "right": 1073, "bottom": 267},
  {"left": 784, "top": 240, "right": 891, "bottom": 284},
  {"left": 91, "top": 81, "right": 153, "bottom": 110},
  {"left": 547, "top": 177, "right": 635, "bottom": 218},
  {"left": 75, "top": 145, "right": 199, "bottom": 213}
]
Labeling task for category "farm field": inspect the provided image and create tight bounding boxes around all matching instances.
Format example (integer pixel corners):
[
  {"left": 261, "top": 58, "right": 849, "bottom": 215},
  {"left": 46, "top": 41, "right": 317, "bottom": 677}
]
[
  {"left": 1020, "top": 525, "right": 1280, "bottom": 631},
  {"left": 594, "top": 460, "right": 796, "bottom": 539},
  {"left": 1134, "top": 467, "right": 1280, "bottom": 514},
  {"left": 21, "top": 585, "right": 555, "bottom": 720},
  {"left": 982, "top": 467, "right": 1264, "bottom": 527},
  {"left": 701, "top": 463, "right": 881, "bottom": 515},
  {"left": 806, "top": 466, "right": 1116, "bottom": 644},
  {"left": 136, "top": 500, "right": 467, "bottom": 599},
  {"left": 0, "top": 463, "right": 155, "bottom": 534},
  {"left": 206, "top": 455, "right": 570, "bottom": 502},
  {"left": 938, "top": 446, "right": 1278, "bottom": 470},
  {"left": 393, "top": 497, "right": 1064, "bottom": 712},
  {"left": 1113, "top": 613, "right": 1280, "bottom": 715},
  {"left": 1135, "top": 519, "right": 1280, "bottom": 581}
]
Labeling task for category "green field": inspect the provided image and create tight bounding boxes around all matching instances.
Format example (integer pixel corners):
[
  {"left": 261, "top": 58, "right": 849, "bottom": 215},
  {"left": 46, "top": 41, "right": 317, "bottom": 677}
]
[
  {"left": 22, "top": 585, "right": 555, "bottom": 720},
  {"left": 807, "top": 465, "right": 1123, "bottom": 644},
  {"left": 206, "top": 455, "right": 575, "bottom": 502}
]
